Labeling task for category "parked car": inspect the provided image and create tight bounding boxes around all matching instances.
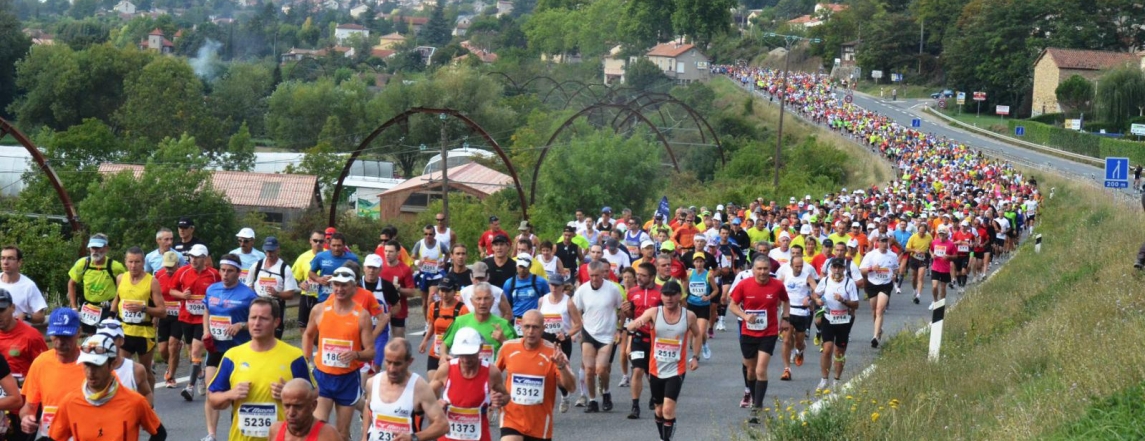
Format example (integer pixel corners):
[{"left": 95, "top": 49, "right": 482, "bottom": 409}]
[{"left": 930, "top": 89, "right": 954, "bottom": 99}]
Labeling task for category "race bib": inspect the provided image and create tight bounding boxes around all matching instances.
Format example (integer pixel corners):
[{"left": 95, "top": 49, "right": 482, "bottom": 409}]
[
  {"left": 653, "top": 337, "right": 682, "bottom": 363},
  {"left": 208, "top": 315, "right": 233, "bottom": 341},
  {"left": 165, "top": 303, "right": 180, "bottom": 317},
  {"left": 629, "top": 350, "right": 645, "bottom": 361},
  {"left": 371, "top": 414, "right": 411, "bottom": 441},
  {"left": 510, "top": 374, "right": 544, "bottom": 405},
  {"left": 513, "top": 317, "right": 523, "bottom": 336},
  {"left": 237, "top": 403, "right": 276, "bottom": 438},
  {"left": 912, "top": 252, "right": 926, "bottom": 261},
  {"left": 827, "top": 309, "right": 852, "bottom": 325},
  {"left": 479, "top": 344, "right": 495, "bottom": 365},
  {"left": 120, "top": 300, "right": 147, "bottom": 324},
  {"left": 186, "top": 295, "right": 206, "bottom": 315},
  {"left": 433, "top": 334, "right": 444, "bottom": 357},
  {"left": 542, "top": 313, "right": 563, "bottom": 334},
  {"left": 257, "top": 277, "right": 277, "bottom": 297},
  {"left": 38, "top": 406, "right": 57, "bottom": 438},
  {"left": 689, "top": 281, "right": 707, "bottom": 297},
  {"left": 745, "top": 309, "right": 768, "bottom": 331},
  {"left": 958, "top": 245, "right": 970, "bottom": 253},
  {"left": 934, "top": 248, "right": 946, "bottom": 258},
  {"left": 79, "top": 303, "right": 102, "bottom": 326},
  {"left": 445, "top": 406, "right": 482, "bottom": 440},
  {"left": 321, "top": 338, "right": 353, "bottom": 368},
  {"left": 419, "top": 258, "right": 439, "bottom": 274}
]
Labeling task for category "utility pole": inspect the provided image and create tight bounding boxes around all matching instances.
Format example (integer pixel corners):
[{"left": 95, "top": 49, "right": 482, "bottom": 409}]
[
  {"left": 767, "top": 33, "right": 821, "bottom": 191},
  {"left": 918, "top": 19, "right": 924, "bottom": 75},
  {"left": 439, "top": 113, "right": 449, "bottom": 223}
]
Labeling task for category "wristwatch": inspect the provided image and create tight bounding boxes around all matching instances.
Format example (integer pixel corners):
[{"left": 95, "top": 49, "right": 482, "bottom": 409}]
[{"left": 411, "top": 435, "right": 420, "bottom": 441}]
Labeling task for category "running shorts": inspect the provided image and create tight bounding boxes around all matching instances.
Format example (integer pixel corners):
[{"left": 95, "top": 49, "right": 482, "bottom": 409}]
[
  {"left": 864, "top": 283, "right": 893, "bottom": 299},
  {"left": 739, "top": 335, "right": 778, "bottom": 358},
  {"left": 932, "top": 270, "right": 951, "bottom": 283},
  {"left": 686, "top": 303, "right": 711, "bottom": 321},
  {"left": 649, "top": 374, "right": 686, "bottom": 405},
  {"left": 313, "top": 369, "right": 362, "bottom": 407},
  {"left": 627, "top": 334, "right": 650, "bottom": 371},
  {"left": 180, "top": 321, "right": 203, "bottom": 345},
  {"left": 121, "top": 335, "right": 155, "bottom": 356},
  {"left": 822, "top": 320, "right": 853, "bottom": 349}
]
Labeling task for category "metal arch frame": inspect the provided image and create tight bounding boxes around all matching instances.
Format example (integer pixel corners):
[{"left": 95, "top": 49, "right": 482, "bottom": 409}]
[
  {"left": 485, "top": 71, "right": 520, "bottom": 92},
  {"left": 328, "top": 107, "right": 530, "bottom": 226},
  {"left": 608, "top": 92, "right": 726, "bottom": 165},
  {"left": 529, "top": 103, "right": 679, "bottom": 204},
  {"left": 560, "top": 81, "right": 608, "bottom": 109},
  {"left": 0, "top": 118, "right": 81, "bottom": 232}
]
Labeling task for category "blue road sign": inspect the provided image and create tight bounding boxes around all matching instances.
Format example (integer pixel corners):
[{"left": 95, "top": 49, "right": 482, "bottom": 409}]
[
  {"left": 911, "top": 118, "right": 921, "bottom": 128},
  {"left": 1104, "top": 156, "right": 1129, "bottom": 188},
  {"left": 1015, "top": 126, "right": 1025, "bottom": 136}
]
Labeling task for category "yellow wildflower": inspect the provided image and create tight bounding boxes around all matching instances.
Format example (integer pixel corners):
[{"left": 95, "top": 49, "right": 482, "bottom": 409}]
[{"left": 871, "top": 412, "right": 880, "bottom": 422}]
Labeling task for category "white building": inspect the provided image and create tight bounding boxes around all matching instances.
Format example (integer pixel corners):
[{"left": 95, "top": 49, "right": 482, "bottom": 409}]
[
  {"left": 335, "top": 23, "right": 369, "bottom": 45},
  {"left": 112, "top": 0, "right": 136, "bottom": 14}
]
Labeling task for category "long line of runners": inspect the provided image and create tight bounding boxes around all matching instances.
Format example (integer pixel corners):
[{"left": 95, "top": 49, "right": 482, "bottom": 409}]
[{"left": 0, "top": 66, "right": 1044, "bottom": 441}]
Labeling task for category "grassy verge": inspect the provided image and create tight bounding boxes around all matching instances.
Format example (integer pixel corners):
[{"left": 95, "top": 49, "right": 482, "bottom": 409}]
[
  {"left": 753, "top": 173, "right": 1145, "bottom": 440},
  {"left": 852, "top": 82, "right": 934, "bottom": 100},
  {"left": 938, "top": 108, "right": 1011, "bottom": 133},
  {"left": 709, "top": 77, "right": 893, "bottom": 188}
]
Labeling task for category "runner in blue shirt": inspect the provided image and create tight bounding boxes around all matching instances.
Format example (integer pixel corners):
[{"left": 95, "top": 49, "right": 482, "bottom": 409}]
[
  {"left": 503, "top": 253, "right": 550, "bottom": 329},
  {"left": 307, "top": 233, "right": 360, "bottom": 302},
  {"left": 202, "top": 253, "right": 259, "bottom": 441}
]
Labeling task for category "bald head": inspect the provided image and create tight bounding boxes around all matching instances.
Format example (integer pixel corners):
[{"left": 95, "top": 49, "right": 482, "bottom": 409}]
[
  {"left": 385, "top": 337, "right": 413, "bottom": 361},
  {"left": 282, "top": 378, "right": 314, "bottom": 399},
  {"left": 521, "top": 310, "right": 543, "bottom": 327}
]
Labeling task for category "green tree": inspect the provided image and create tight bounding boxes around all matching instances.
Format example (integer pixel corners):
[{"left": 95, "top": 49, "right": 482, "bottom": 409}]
[
  {"left": 0, "top": 0, "right": 30, "bottom": 119},
  {"left": 1055, "top": 74, "right": 1094, "bottom": 118},
  {"left": 222, "top": 121, "right": 256, "bottom": 171},
  {"left": 285, "top": 139, "right": 343, "bottom": 203},
  {"left": 54, "top": 17, "right": 111, "bottom": 49},
  {"left": 66, "top": 0, "right": 96, "bottom": 19},
  {"left": 535, "top": 128, "right": 664, "bottom": 224},
  {"left": 209, "top": 62, "right": 275, "bottom": 136},
  {"left": 855, "top": 11, "right": 918, "bottom": 78},
  {"left": 116, "top": 56, "right": 222, "bottom": 152},
  {"left": 422, "top": 0, "right": 452, "bottom": 46},
  {"left": 265, "top": 77, "right": 370, "bottom": 150},
  {"left": 619, "top": 0, "right": 674, "bottom": 50},
  {"left": 1096, "top": 66, "right": 1145, "bottom": 130},
  {"left": 0, "top": 216, "right": 82, "bottom": 305},
  {"left": 625, "top": 57, "right": 670, "bottom": 92},
  {"left": 14, "top": 119, "right": 123, "bottom": 215},
  {"left": 672, "top": 0, "right": 734, "bottom": 48}
]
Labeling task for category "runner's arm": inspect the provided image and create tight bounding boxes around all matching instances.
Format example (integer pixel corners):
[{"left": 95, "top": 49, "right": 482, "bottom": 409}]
[
  {"left": 687, "top": 311, "right": 703, "bottom": 367},
  {"left": 0, "top": 374, "right": 19, "bottom": 412},
  {"left": 301, "top": 308, "right": 321, "bottom": 365},
  {"left": 625, "top": 307, "right": 657, "bottom": 332},
  {"left": 67, "top": 278, "right": 78, "bottom": 309},
  {"left": 413, "top": 379, "right": 449, "bottom": 440},
  {"left": 567, "top": 298, "right": 583, "bottom": 337},
  {"left": 497, "top": 295, "right": 512, "bottom": 318},
  {"left": 134, "top": 362, "right": 153, "bottom": 406},
  {"left": 355, "top": 312, "right": 376, "bottom": 362},
  {"left": 147, "top": 278, "right": 166, "bottom": 318},
  {"left": 428, "top": 361, "right": 449, "bottom": 395},
  {"left": 360, "top": 377, "right": 373, "bottom": 438}
]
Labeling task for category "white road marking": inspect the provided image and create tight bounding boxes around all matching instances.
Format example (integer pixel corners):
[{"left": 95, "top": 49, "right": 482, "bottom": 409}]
[{"left": 155, "top": 375, "right": 192, "bottom": 389}]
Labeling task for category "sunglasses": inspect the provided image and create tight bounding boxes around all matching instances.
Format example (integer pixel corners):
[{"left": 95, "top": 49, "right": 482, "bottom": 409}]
[
  {"left": 80, "top": 343, "right": 113, "bottom": 354},
  {"left": 436, "top": 218, "right": 446, "bottom": 222},
  {"left": 239, "top": 239, "right": 252, "bottom": 243},
  {"left": 98, "top": 322, "right": 123, "bottom": 330},
  {"left": 312, "top": 239, "right": 323, "bottom": 243}
]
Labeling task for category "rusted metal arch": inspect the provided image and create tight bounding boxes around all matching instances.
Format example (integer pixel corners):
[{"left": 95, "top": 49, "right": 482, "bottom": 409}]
[
  {"left": 608, "top": 93, "right": 726, "bottom": 165},
  {"left": 529, "top": 103, "right": 679, "bottom": 204},
  {"left": 519, "top": 76, "right": 570, "bottom": 105},
  {"left": 485, "top": 71, "right": 521, "bottom": 92},
  {"left": 598, "top": 85, "right": 640, "bottom": 105},
  {"left": 560, "top": 81, "right": 608, "bottom": 109},
  {"left": 0, "top": 118, "right": 81, "bottom": 232},
  {"left": 329, "top": 107, "right": 530, "bottom": 226}
]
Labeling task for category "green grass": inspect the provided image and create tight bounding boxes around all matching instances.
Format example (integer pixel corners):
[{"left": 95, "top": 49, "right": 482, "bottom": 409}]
[
  {"left": 936, "top": 107, "right": 1012, "bottom": 132},
  {"left": 753, "top": 173, "right": 1145, "bottom": 440},
  {"left": 852, "top": 82, "right": 934, "bottom": 99}
]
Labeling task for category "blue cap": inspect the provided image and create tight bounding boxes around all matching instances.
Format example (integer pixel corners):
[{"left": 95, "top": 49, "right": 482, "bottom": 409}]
[
  {"left": 731, "top": 217, "right": 743, "bottom": 225},
  {"left": 87, "top": 237, "right": 107, "bottom": 248},
  {"left": 47, "top": 307, "right": 80, "bottom": 337},
  {"left": 601, "top": 206, "right": 612, "bottom": 213},
  {"left": 263, "top": 236, "right": 280, "bottom": 251},
  {"left": 548, "top": 273, "right": 567, "bottom": 285}
]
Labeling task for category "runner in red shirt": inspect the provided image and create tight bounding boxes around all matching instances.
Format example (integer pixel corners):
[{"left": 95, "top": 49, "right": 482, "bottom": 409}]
[
  {"left": 951, "top": 221, "right": 976, "bottom": 289},
  {"left": 379, "top": 240, "right": 416, "bottom": 338},
  {"left": 623, "top": 262, "right": 662, "bottom": 419},
  {"left": 169, "top": 244, "right": 220, "bottom": 400},
  {"left": 477, "top": 216, "right": 506, "bottom": 257},
  {"left": 0, "top": 288, "right": 48, "bottom": 376},
  {"left": 728, "top": 255, "right": 789, "bottom": 424}
]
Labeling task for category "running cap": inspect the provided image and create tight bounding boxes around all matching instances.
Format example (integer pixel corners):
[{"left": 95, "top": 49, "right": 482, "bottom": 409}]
[
  {"left": 450, "top": 327, "right": 484, "bottom": 356},
  {"left": 188, "top": 244, "right": 209, "bottom": 257},
  {"left": 236, "top": 228, "right": 256, "bottom": 239},
  {"left": 470, "top": 262, "right": 489, "bottom": 278},
  {"left": 330, "top": 267, "right": 356, "bottom": 284},
  {"left": 162, "top": 251, "right": 180, "bottom": 268},
  {"left": 47, "top": 307, "right": 80, "bottom": 337},
  {"left": 76, "top": 334, "right": 117, "bottom": 366},
  {"left": 364, "top": 254, "right": 383, "bottom": 268}
]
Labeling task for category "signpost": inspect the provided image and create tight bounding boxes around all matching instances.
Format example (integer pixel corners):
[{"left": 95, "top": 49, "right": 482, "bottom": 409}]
[
  {"left": 996, "top": 105, "right": 1010, "bottom": 121},
  {"left": 891, "top": 73, "right": 903, "bottom": 82},
  {"left": 938, "top": 98, "right": 947, "bottom": 109},
  {"left": 911, "top": 118, "right": 921, "bottom": 128},
  {"left": 956, "top": 92, "right": 966, "bottom": 105},
  {"left": 1105, "top": 157, "right": 1130, "bottom": 189},
  {"left": 973, "top": 91, "right": 986, "bottom": 116},
  {"left": 844, "top": 94, "right": 853, "bottom": 104},
  {"left": 1015, "top": 126, "right": 1025, "bottom": 136},
  {"left": 1131, "top": 123, "right": 1145, "bottom": 136},
  {"left": 871, "top": 70, "right": 883, "bottom": 84}
]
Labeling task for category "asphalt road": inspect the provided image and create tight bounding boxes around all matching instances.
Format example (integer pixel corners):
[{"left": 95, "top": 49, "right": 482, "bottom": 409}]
[{"left": 143, "top": 80, "right": 1095, "bottom": 440}]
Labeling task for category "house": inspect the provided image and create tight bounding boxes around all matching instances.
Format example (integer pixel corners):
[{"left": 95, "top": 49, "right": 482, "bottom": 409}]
[
  {"left": 603, "top": 45, "right": 626, "bottom": 84},
  {"left": 496, "top": 0, "right": 513, "bottom": 17},
  {"left": 391, "top": 16, "right": 429, "bottom": 34},
  {"left": 350, "top": 4, "right": 369, "bottom": 18},
  {"left": 139, "top": 28, "right": 174, "bottom": 54},
  {"left": 281, "top": 47, "right": 329, "bottom": 63},
  {"left": 112, "top": 0, "right": 135, "bottom": 14},
  {"left": 645, "top": 41, "right": 711, "bottom": 84},
  {"left": 370, "top": 48, "right": 396, "bottom": 59},
  {"left": 459, "top": 41, "right": 498, "bottom": 63},
  {"left": 341, "top": 160, "right": 403, "bottom": 219},
  {"left": 789, "top": 3, "right": 849, "bottom": 28},
  {"left": 453, "top": 16, "right": 473, "bottom": 37},
  {"left": 335, "top": 23, "right": 369, "bottom": 45},
  {"left": 1031, "top": 48, "right": 1140, "bottom": 116},
  {"left": 22, "top": 28, "right": 54, "bottom": 45},
  {"left": 839, "top": 39, "right": 859, "bottom": 68},
  {"left": 376, "top": 32, "right": 406, "bottom": 49},
  {"left": 787, "top": 15, "right": 820, "bottom": 28},
  {"left": 99, "top": 164, "right": 321, "bottom": 226},
  {"left": 377, "top": 162, "right": 512, "bottom": 220},
  {"left": 745, "top": 9, "right": 764, "bottom": 27},
  {"left": 815, "top": 3, "right": 849, "bottom": 14}
]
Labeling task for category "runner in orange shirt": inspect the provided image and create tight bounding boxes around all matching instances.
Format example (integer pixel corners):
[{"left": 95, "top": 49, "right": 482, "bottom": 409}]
[
  {"left": 496, "top": 310, "right": 576, "bottom": 441},
  {"left": 671, "top": 215, "right": 701, "bottom": 254},
  {"left": 19, "top": 308, "right": 85, "bottom": 439},
  {"left": 49, "top": 333, "right": 166, "bottom": 441},
  {"left": 419, "top": 277, "right": 468, "bottom": 377}
]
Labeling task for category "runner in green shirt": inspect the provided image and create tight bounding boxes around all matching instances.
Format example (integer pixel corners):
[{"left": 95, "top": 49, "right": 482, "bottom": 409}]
[{"left": 442, "top": 282, "right": 518, "bottom": 364}]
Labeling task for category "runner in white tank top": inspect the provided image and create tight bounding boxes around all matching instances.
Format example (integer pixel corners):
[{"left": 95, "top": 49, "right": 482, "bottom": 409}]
[
  {"left": 434, "top": 226, "right": 453, "bottom": 252},
  {"left": 362, "top": 341, "right": 448, "bottom": 441},
  {"left": 367, "top": 372, "right": 420, "bottom": 440},
  {"left": 115, "top": 356, "right": 138, "bottom": 391}
]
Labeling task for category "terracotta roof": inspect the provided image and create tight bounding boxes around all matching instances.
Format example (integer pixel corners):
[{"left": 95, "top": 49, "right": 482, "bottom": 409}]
[
  {"left": 788, "top": 15, "right": 816, "bottom": 24},
  {"left": 646, "top": 42, "right": 696, "bottom": 58},
  {"left": 1039, "top": 48, "right": 1139, "bottom": 71},
  {"left": 337, "top": 23, "right": 367, "bottom": 30},
  {"left": 380, "top": 32, "right": 405, "bottom": 40},
  {"left": 392, "top": 16, "right": 429, "bottom": 25},
  {"left": 98, "top": 164, "right": 318, "bottom": 209},
  {"left": 371, "top": 48, "right": 396, "bottom": 58},
  {"left": 380, "top": 163, "right": 511, "bottom": 198},
  {"left": 818, "top": 3, "right": 848, "bottom": 12},
  {"left": 148, "top": 27, "right": 164, "bottom": 36}
]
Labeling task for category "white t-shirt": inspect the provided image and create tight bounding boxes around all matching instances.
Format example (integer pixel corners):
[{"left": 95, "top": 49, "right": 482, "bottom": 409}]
[
  {"left": 243, "top": 259, "right": 300, "bottom": 298},
  {"left": 1023, "top": 200, "right": 1038, "bottom": 216},
  {"left": 601, "top": 250, "right": 631, "bottom": 277},
  {"left": 994, "top": 217, "right": 1010, "bottom": 238},
  {"left": 814, "top": 276, "right": 860, "bottom": 312},
  {"left": 572, "top": 281, "right": 623, "bottom": 344},
  {"left": 768, "top": 248, "right": 792, "bottom": 267},
  {"left": 459, "top": 284, "right": 507, "bottom": 319},
  {"left": 0, "top": 274, "right": 47, "bottom": 318},
  {"left": 859, "top": 250, "right": 900, "bottom": 286},
  {"left": 775, "top": 264, "right": 817, "bottom": 315}
]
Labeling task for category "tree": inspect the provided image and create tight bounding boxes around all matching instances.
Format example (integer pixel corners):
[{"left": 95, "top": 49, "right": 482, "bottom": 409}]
[
  {"left": 1096, "top": 66, "right": 1145, "bottom": 130},
  {"left": 285, "top": 139, "right": 342, "bottom": 203},
  {"left": 535, "top": 128, "right": 664, "bottom": 225},
  {"left": 209, "top": 62, "right": 275, "bottom": 136},
  {"left": 66, "top": 0, "right": 96, "bottom": 19},
  {"left": 222, "top": 121, "right": 256, "bottom": 171},
  {"left": 625, "top": 57, "right": 670, "bottom": 92},
  {"left": 421, "top": 0, "right": 452, "bottom": 46},
  {"left": 0, "top": 0, "right": 31, "bottom": 119},
  {"left": 855, "top": 11, "right": 919, "bottom": 78},
  {"left": 116, "top": 56, "right": 222, "bottom": 152},
  {"left": 672, "top": 0, "right": 735, "bottom": 48},
  {"left": 619, "top": 0, "right": 674, "bottom": 50},
  {"left": 1055, "top": 75, "right": 1094, "bottom": 118},
  {"left": 265, "top": 78, "right": 370, "bottom": 150}
]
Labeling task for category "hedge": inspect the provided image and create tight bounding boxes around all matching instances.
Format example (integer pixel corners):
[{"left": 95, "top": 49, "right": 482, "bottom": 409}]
[{"left": 1007, "top": 120, "right": 1145, "bottom": 164}]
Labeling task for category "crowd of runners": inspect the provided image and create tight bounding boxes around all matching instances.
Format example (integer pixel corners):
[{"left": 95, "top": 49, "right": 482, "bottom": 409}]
[{"left": 0, "top": 65, "right": 1045, "bottom": 441}]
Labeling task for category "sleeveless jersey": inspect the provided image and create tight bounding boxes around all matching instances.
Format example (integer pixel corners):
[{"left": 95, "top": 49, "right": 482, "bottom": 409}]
[
  {"left": 435, "top": 227, "right": 453, "bottom": 252},
  {"left": 367, "top": 373, "right": 419, "bottom": 441},
  {"left": 537, "top": 294, "right": 571, "bottom": 336},
  {"left": 414, "top": 240, "right": 446, "bottom": 279},
  {"left": 274, "top": 420, "right": 326, "bottom": 441},
  {"left": 649, "top": 307, "right": 689, "bottom": 379},
  {"left": 538, "top": 255, "right": 559, "bottom": 279},
  {"left": 118, "top": 273, "right": 155, "bottom": 338},
  {"left": 686, "top": 269, "right": 710, "bottom": 307},
  {"left": 441, "top": 359, "right": 491, "bottom": 441},
  {"left": 114, "top": 358, "right": 137, "bottom": 392},
  {"left": 780, "top": 264, "right": 815, "bottom": 316},
  {"left": 316, "top": 303, "right": 365, "bottom": 375}
]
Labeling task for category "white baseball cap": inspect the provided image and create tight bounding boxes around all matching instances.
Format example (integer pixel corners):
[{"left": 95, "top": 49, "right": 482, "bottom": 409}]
[
  {"left": 450, "top": 327, "right": 484, "bottom": 356},
  {"left": 515, "top": 253, "right": 532, "bottom": 268},
  {"left": 76, "top": 334, "right": 117, "bottom": 366},
  {"left": 640, "top": 239, "right": 655, "bottom": 249},
  {"left": 364, "top": 254, "right": 383, "bottom": 268},
  {"left": 188, "top": 244, "right": 209, "bottom": 257},
  {"left": 236, "top": 228, "right": 256, "bottom": 239},
  {"left": 330, "top": 267, "right": 356, "bottom": 284}
]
